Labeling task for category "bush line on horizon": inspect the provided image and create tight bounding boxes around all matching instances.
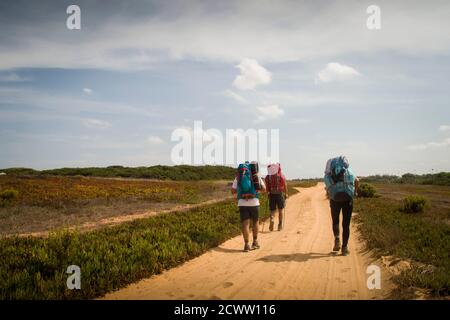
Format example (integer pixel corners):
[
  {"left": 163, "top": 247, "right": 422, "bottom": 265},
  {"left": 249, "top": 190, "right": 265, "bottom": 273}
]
[{"left": 0, "top": 165, "right": 236, "bottom": 181}]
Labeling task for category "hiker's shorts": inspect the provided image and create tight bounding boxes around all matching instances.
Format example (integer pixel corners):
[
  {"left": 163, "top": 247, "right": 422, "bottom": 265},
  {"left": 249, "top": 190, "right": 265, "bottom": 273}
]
[
  {"left": 239, "top": 206, "right": 259, "bottom": 222},
  {"left": 269, "top": 193, "right": 285, "bottom": 211}
]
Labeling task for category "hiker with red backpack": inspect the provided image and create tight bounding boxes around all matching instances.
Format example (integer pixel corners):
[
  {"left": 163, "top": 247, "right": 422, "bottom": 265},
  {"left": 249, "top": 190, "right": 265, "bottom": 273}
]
[
  {"left": 231, "top": 161, "right": 266, "bottom": 252},
  {"left": 324, "top": 156, "right": 359, "bottom": 256},
  {"left": 265, "top": 163, "right": 288, "bottom": 232}
]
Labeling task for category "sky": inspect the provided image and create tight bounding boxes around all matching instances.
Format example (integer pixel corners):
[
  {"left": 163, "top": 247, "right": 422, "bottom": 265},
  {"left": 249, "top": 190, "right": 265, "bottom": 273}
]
[{"left": 0, "top": 0, "right": 450, "bottom": 178}]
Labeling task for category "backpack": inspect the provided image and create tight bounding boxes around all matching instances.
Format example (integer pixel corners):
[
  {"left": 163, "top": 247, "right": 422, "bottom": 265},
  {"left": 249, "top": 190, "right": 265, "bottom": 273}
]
[
  {"left": 265, "top": 163, "right": 286, "bottom": 194},
  {"left": 330, "top": 156, "right": 348, "bottom": 184},
  {"left": 236, "top": 163, "right": 258, "bottom": 199},
  {"left": 324, "top": 156, "right": 355, "bottom": 202}
]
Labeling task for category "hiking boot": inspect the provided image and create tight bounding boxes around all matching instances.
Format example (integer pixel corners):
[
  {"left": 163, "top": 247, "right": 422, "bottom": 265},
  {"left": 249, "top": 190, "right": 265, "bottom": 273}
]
[
  {"left": 333, "top": 238, "right": 341, "bottom": 251},
  {"left": 243, "top": 243, "right": 251, "bottom": 252},
  {"left": 341, "top": 246, "right": 350, "bottom": 256},
  {"left": 251, "top": 241, "right": 260, "bottom": 250},
  {"left": 278, "top": 223, "right": 283, "bottom": 231},
  {"left": 269, "top": 220, "right": 274, "bottom": 232}
]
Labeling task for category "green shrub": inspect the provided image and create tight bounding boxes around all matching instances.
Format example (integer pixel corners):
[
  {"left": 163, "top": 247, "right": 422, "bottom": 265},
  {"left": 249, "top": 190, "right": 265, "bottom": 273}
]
[
  {"left": 0, "top": 189, "right": 19, "bottom": 206},
  {"left": 402, "top": 195, "right": 428, "bottom": 213},
  {"left": 357, "top": 183, "right": 376, "bottom": 198}
]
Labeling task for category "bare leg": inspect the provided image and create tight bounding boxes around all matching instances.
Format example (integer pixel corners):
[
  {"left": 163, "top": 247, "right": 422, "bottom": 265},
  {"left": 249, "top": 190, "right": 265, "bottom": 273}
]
[
  {"left": 241, "top": 219, "right": 250, "bottom": 244},
  {"left": 270, "top": 210, "right": 276, "bottom": 221},
  {"left": 252, "top": 218, "right": 259, "bottom": 242},
  {"left": 278, "top": 208, "right": 283, "bottom": 227},
  {"left": 269, "top": 210, "right": 276, "bottom": 231}
]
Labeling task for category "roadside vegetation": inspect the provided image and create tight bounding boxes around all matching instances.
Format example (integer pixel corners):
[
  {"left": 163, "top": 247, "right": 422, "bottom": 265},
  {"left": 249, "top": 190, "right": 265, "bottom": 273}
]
[
  {"left": 354, "top": 183, "right": 450, "bottom": 298},
  {"left": 357, "top": 182, "right": 377, "bottom": 198},
  {"left": 0, "top": 197, "right": 269, "bottom": 299}
]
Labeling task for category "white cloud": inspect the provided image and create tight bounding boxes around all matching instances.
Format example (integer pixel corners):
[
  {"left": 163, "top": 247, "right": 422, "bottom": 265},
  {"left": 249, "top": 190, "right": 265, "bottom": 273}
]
[
  {"left": 83, "top": 88, "right": 93, "bottom": 94},
  {"left": 147, "top": 135, "right": 164, "bottom": 145},
  {"left": 316, "top": 63, "right": 361, "bottom": 84},
  {"left": 407, "top": 137, "right": 450, "bottom": 151},
  {"left": 233, "top": 58, "right": 272, "bottom": 90},
  {"left": 223, "top": 90, "right": 248, "bottom": 104},
  {"left": 255, "top": 104, "right": 284, "bottom": 122},
  {"left": 82, "top": 119, "right": 112, "bottom": 129},
  {"left": 439, "top": 125, "right": 450, "bottom": 132}
]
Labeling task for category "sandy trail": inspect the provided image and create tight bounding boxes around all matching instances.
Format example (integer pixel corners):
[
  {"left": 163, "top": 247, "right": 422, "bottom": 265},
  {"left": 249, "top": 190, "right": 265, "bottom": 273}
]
[{"left": 102, "top": 184, "right": 393, "bottom": 300}]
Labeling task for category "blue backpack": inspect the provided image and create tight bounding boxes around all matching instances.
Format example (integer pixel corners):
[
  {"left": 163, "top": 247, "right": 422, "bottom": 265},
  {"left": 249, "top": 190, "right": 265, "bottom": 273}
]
[
  {"left": 324, "top": 156, "right": 356, "bottom": 201},
  {"left": 236, "top": 163, "right": 258, "bottom": 200}
]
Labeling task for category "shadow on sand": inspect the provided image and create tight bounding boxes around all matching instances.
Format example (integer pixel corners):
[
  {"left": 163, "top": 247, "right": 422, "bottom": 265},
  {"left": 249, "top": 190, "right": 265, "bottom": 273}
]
[
  {"left": 257, "top": 252, "right": 337, "bottom": 263},
  {"left": 212, "top": 246, "right": 245, "bottom": 253}
]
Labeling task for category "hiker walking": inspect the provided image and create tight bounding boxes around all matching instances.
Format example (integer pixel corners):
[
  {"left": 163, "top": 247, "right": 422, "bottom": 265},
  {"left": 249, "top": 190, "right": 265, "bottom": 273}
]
[
  {"left": 324, "top": 156, "right": 359, "bottom": 256},
  {"left": 265, "top": 163, "right": 288, "bottom": 232},
  {"left": 231, "top": 161, "right": 266, "bottom": 252}
]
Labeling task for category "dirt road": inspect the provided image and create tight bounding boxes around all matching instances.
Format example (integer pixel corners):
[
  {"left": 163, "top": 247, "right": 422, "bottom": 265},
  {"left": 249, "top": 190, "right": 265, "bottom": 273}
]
[{"left": 102, "top": 184, "right": 393, "bottom": 300}]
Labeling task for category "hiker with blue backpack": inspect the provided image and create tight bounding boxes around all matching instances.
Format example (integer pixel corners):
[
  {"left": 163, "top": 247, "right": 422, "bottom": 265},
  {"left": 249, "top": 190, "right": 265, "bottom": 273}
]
[
  {"left": 231, "top": 161, "right": 266, "bottom": 252},
  {"left": 324, "top": 156, "right": 359, "bottom": 256}
]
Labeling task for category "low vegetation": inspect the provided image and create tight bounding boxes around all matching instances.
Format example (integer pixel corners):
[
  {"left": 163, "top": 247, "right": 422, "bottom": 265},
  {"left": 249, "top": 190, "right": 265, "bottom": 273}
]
[
  {"left": 357, "top": 183, "right": 376, "bottom": 198},
  {"left": 0, "top": 165, "right": 235, "bottom": 181},
  {"left": 401, "top": 195, "right": 428, "bottom": 214},
  {"left": 0, "top": 176, "right": 230, "bottom": 236},
  {"left": 354, "top": 184, "right": 450, "bottom": 297},
  {"left": 361, "top": 172, "right": 450, "bottom": 187},
  {"left": 0, "top": 196, "right": 269, "bottom": 299},
  {"left": 0, "top": 189, "right": 19, "bottom": 207},
  {"left": 0, "top": 176, "right": 221, "bottom": 208}
]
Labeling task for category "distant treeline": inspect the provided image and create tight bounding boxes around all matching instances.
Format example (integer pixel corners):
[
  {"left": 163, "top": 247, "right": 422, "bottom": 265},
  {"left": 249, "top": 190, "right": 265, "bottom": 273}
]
[
  {"left": 0, "top": 165, "right": 236, "bottom": 181},
  {"left": 361, "top": 172, "right": 450, "bottom": 186}
]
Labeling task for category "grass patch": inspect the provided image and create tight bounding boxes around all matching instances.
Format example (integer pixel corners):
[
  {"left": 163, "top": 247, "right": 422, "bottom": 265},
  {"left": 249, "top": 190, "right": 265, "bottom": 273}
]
[
  {"left": 0, "top": 196, "right": 269, "bottom": 299},
  {"left": 354, "top": 196, "right": 450, "bottom": 297}
]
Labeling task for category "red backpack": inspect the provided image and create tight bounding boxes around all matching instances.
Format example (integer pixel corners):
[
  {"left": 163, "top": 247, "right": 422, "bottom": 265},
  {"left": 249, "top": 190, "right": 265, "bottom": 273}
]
[{"left": 265, "top": 163, "right": 286, "bottom": 194}]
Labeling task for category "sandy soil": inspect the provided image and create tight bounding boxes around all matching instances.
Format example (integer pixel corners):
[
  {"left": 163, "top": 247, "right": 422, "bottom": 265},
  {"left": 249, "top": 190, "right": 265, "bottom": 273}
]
[{"left": 102, "top": 183, "right": 394, "bottom": 300}]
